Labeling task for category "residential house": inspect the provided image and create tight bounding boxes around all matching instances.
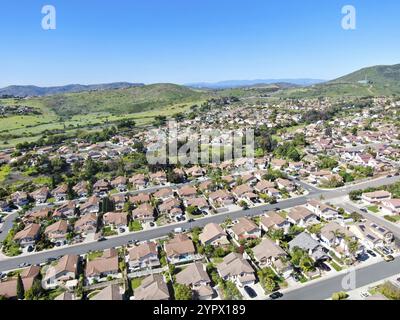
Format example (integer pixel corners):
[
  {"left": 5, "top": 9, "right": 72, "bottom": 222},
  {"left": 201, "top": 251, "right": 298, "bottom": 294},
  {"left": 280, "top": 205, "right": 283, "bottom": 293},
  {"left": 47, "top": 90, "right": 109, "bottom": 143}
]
[
  {"left": 128, "top": 241, "right": 160, "bottom": 271},
  {"left": 153, "top": 188, "right": 174, "bottom": 201},
  {"left": 254, "top": 180, "right": 276, "bottom": 194},
  {"left": 319, "top": 222, "right": 357, "bottom": 258},
  {"left": 0, "top": 266, "right": 40, "bottom": 299},
  {"left": 362, "top": 190, "right": 391, "bottom": 204},
  {"left": 208, "top": 189, "right": 235, "bottom": 208},
  {"left": 73, "top": 181, "right": 88, "bottom": 198},
  {"left": 380, "top": 199, "right": 400, "bottom": 215},
  {"left": 111, "top": 194, "right": 126, "bottom": 211},
  {"left": 175, "top": 262, "right": 214, "bottom": 300},
  {"left": 13, "top": 223, "right": 41, "bottom": 247},
  {"left": 91, "top": 284, "right": 123, "bottom": 300},
  {"left": 80, "top": 195, "right": 100, "bottom": 215},
  {"left": 199, "top": 223, "right": 229, "bottom": 247},
  {"left": 164, "top": 234, "right": 196, "bottom": 264},
  {"left": 53, "top": 201, "right": 76, "bottom": 219},
  {"left": 103, "top": 211, "right": 128, "bottom": 229},
  {"left": 217, "top": 252, "right": 255, "bottom": 287},
  {"left": 44, "top": 220, "right": 69, "bottom": 245},
  {"left": 149, "top": 171, "right": 168, "bottom": 185},
  {"left": 177, "top": 185, "right": 197, "bottom": 199},
  {"left": 110, "top": 176, "right": 127, "bottom": 192},
  {"left": 129, "top": 193, "right": 151, "bottom": 205},
  {"left": 259, "top": 211, "right": 290, "bottom": 234},
  {"left": 42, "top": 255, "right": 79, "bottom": 289},
  {"left": 134, "top": 274, "right": 170, "bottom": 300},
  {"left": 30, "top": 186, "right": 49, "bottom": 204},
  {"left": 93, "top": 179, "right": 110, "bottom": 196},
  {"left": 288, "top": 232, "right": 329, "bottom": 261},
  {"left": 132, "top": 203, "right": 154, "bottom": 223},
  {"left": 11, "top": 191, "right": 29, "bottom": 207},
  {"left": 85, "top": 248, "right": 120, "bottom": 284},
  {"left": 306, "top": 199, "right": 339, "bottom": 221},
  {"left": 287, "top": 207, "right": 319, "bottom": 227},
  {"left": 252, "top": 238, "right": 287, "bottom": 268},
  {"left": 276, "top": 178, "right": 295, "bottom": 192},
  {"left": 231, "top": 217, "right": 261, "bottom": 241},
  {"left": 52, "top": 184, "right": 68, "bottom": 202},
  {"left": 129, "top": 174, "right": 148, "bottom": 190},
  {"left": 74, "top": 213, "right": 97, "bottom": 235}
]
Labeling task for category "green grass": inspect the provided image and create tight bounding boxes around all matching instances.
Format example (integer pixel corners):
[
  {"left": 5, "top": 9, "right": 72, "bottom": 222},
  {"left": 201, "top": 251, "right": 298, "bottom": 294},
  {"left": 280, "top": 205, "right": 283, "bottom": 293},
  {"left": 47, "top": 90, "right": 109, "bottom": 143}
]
[
  {"left": 131, "top": 277, "right": 143, "bottom": 289},
  {"left": 329, "top": 261, "right": 343, "bottom": 272},
  {"left": 129, "top": 220, "right": 143, "bottom": 232},
  {"left": 367, "top": 205, "right": 379, "bottom": 213},
  {"left": 384, "top": 215, "right": 400, "bottom": 223},
  {"left": 87, "top": 251, "right": 104, "bottom": 261},
  {"left": 0, "top": 165, "right": 11, "bottom": 183}
]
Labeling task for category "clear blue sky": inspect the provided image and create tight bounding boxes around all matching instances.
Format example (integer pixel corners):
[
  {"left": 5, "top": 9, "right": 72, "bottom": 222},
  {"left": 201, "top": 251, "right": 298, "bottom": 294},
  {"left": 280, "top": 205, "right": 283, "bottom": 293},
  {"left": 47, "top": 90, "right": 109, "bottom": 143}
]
[{"left": 0, "top": 0, "right": 399, "bottom": 87}]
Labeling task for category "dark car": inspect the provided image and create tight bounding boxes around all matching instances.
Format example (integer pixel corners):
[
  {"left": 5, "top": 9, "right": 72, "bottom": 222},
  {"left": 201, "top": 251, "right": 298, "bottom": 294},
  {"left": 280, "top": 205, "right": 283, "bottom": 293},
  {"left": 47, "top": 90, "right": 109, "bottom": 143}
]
[
  {"left": 149, "top": 222, "right": 155, "bottom": 227},
  {"left": 97, "top": 237, "right": 107, "bottom": 242},
  {"left": 387, "top": 175, "right": 393, "bottom": 178},
  {"left": 187, "top": 219, "right": 194, "bottom": 223},
  {"left": 269, "top": 292, "right": 283, "bottom": 300},
  {"left": 317, "top": 262, "right": 331, "bottom": 272},
  {"left": 244, "top": 286, "right": 257, "bottom": 298},
  {"left": 395, "top": 172, "right": 400, "bottom": 176},
  {"left": 367, "top": 250, "right": 377, "bottom": 257}
]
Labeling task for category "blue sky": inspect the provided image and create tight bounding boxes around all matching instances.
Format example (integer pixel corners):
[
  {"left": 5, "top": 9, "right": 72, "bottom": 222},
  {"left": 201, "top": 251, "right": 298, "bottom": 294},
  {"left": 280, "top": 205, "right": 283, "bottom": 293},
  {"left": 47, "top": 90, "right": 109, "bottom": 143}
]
[{"left": 0, "top": 0, "right": 399, "bottom": 87}]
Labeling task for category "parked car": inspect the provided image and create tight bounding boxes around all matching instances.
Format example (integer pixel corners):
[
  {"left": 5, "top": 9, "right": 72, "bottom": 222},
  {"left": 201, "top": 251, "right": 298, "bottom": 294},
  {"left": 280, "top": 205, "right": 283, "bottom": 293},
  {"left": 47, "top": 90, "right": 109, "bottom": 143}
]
[
  {"left": 269, "top": 291, "right": 283, "bottom": 300},
  {"left": 316, "top": 262, "right": 331, "bottom": 272},
  {"left": 367, "top": 250, "right": 376, "bottom": 257},
  {"left": 149, "top": 222, "right": 155, "bottom": 227},
  {"left": 244, "top": 286, "right": 257, "bottom": 298},
  {"left": 18, "top": 262, "right": 30, "bottom": 268},
  {"left": 384, "top": 255, "right": 394, "bottom": 262},
  {"left": 187, "top": 219, "right": 194, "bottom": 223},
  {"left": 97, "top": 236, "right": 107, "bottom": 242}
]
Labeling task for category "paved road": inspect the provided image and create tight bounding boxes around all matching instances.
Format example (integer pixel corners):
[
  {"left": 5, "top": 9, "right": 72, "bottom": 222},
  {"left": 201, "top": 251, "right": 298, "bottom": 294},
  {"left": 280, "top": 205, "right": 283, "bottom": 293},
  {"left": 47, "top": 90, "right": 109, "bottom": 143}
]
[
  {"left": 0, "top": 175, "right": 398, "bottom": 273},
  {"left": 280, "top": 256, "right": 400, "bottom": 300},
  {"left": 0, "top": 212, "right": 18, "bottom": 242}
]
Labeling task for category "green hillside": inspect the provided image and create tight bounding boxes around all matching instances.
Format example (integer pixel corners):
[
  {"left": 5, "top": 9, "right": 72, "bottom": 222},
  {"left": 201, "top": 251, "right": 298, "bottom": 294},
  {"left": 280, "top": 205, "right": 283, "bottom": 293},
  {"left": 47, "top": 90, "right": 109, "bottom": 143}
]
[
  {"left": 37, "top": 83, "right": 209, "bottom": 117},
  {"left": 330, "top": 64, "right": 400, "bottom": 84}
]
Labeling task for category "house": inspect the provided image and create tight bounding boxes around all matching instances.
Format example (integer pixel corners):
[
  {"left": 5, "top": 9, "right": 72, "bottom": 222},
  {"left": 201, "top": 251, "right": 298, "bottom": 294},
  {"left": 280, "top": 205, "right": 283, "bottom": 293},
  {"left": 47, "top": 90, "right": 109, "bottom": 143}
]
[
  {"left": 306, "top": 199, "right": 339, "bottom": 221},
  {"left": 175, "top": 262, "right": 214, "bottom": 300},
  {"left": 276, "top": 178, "right": 295, "bottom": 192},
  {"left": 129, "top": 193, "right": 151, "bottom": 205},
  {"left": 164, "top": 234, "right": 196, "bottom": 264},
  {"left": 53, "top": 201, "right": 76, "bottom": 219},
  {"left": 252, "top": 238, "right": 287, "bottom": 268},
  {"left": 0, "top": 266, "right": 41, "bottom": 299},
  {"left": 73, "top": 181, "right": 88, "bottom": 198},
  {"left": 287, "top": 207, "right": 319, "bottom": 227},
  {"left": 149, "top": 171, "right": 168, "bottom": 185},
  {"left": 129, "top": 174, "right": 148, "bottom": 189},
  {"left": 91, "top": 284, "right": 124, "bottom": 300},
  {"left": 74, "top": 213, "right": 97, "bottom": 235},
  {"left": 23, "top": 208, "right": 51, "bottom": 224},
  {"left": 110, "top": 194, "right": 126, "bottom": 211},
  {"left": 231, "top": 217, "right": 261, "bottom": 241},
  {"left": 208, "top": 189, "right": 235, "bottom": 208},
  {"left": 198, "top": 180, "right": 214, "bottom": 192},
  {"left": 349, "top": 222, "right": 384, "bottom": 249},
  {"left": 199, "top": 223, "right": 229, "bottom": 247},
  {"left": 134, "top": 274, "right": 170, "bottom": 300},
  {"left": 267, "top": 187, "right": 281, "bottom": 199},
  {"left": 30, "top": 186, "right": 49, "bottom": 204},
  {"left": 110, "top": 176, "right": 127, "bottom": 192},
  {"left": 254, "top": 180, "right": 276, "bottom": 193},
  {"left": 177, "top": 185, "right": 197, "bottom": 199},
  {"left": 362, "top": 190, "right": 391, "bottom": 204},
  {"left": 52, "top": 184, "right": 68, "bottom": 202},
  {"left": 232, "top": 184, "right": 253, "bottom": 199},
  {"left": 158, "top": 198, "right": 182, "bottom": 217},
  {"left": 217, "top": 252, "right": 255, "bottom": 287},
  {"left": 380, "top": 199, "right": 400, "bottom": 215},
  {"left": 128, "top": 241, "right": 160, "bottom": 271},
  {"left": 44, "top": 220, "right": 69, "bottom": 245},
  {"left": 153, "top": 187, "right": 174, "bottom": 201},
  {"left": 132, "top": 203, "right": 154, "bottom": 223},
  {"left": 260, "top": 211, "right": 290, "bottom": 234},
  {"left": 288, "top": 232, "right": 329, "bottom": 261},
  {"left": 185, "top": 166, "right": 205, "bottom": 178},
  {"left": 85, "top": 248, "right": 119, "bottom": 284},
  {"left": 270, "top": 159, "right": 287, "bottom": 170},
  {"left": 103, "top": 211, "right": 128, "bottom": 229},
  {"left": 13, "top": 223, "right": 41, "bottom": 247},
  {"left": 319, "top": 222, "right": 356, "bottom": 257},
  {"left": 80, "top": 195, "right": 100, "bottom": 215},
  {"left": 93, "top": 179, "right": 110, "bottom": 195},
  {"left": 11, "top": 191, "right": 29, "bottom": 207},
  {"left": 42, "top": 255, "right": 79, "bottom": 289},
  {"left": 185, "top": 197, "right": 210, "bottom": 212}
]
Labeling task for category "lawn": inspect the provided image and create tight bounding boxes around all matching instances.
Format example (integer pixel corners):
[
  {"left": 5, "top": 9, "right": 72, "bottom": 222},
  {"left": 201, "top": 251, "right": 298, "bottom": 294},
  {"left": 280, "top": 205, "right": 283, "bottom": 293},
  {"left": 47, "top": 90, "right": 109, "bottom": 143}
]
[
  {"left": 131, "top": 277, "right": 144, "bottom": 289},
  {"left": 367, "top": 205, "right": 379, "bottom": 213},
  {"left": 0, "top": 165, "right": 11, "bottom": 183},
  {"left": 329, "top": 261, "right": 343, "bottom": 272},
  {"left": 129, "top": 220, "right": 143, "bottom": 232},
  {"left": 87, "top": 251, "right": 104, "bottom": 261}
]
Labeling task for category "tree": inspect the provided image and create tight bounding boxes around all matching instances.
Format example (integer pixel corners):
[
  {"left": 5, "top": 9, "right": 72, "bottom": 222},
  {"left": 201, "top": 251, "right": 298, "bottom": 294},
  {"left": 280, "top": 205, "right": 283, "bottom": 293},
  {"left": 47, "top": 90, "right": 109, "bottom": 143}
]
[
  {"left": 16, "top": 274, "right": 25, "bottom": 300},
  {"left": 331, "top": 291, "right": 348, "bottom": 300},
  {"left": 263, "top": 277, "right": 276, "bottom": 293},
  {"left": 24, "top": 278, "right": 43, "bottom": 300},
  {"left": 174, "top": 284, "right": 192, "bottom": 300}
]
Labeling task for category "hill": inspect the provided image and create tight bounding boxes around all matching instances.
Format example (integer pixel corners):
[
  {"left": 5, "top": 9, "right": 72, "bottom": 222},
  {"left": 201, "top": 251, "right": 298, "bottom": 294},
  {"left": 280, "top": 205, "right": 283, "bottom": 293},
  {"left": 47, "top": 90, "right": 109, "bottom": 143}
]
[
  {"left": 0, "top": 82, "right": 144, "bottom": 97},
  {"left": 36, "top": 83, "right": 210, "bottom": 117},
  {"left": 275, "top": 64, "right": 400, "bottom": 98}
]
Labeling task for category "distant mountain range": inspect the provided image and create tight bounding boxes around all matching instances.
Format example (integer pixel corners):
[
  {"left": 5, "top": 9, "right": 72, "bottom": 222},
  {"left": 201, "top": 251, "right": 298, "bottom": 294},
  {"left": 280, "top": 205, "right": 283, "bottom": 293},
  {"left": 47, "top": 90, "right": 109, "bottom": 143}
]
[
  {"left": 185, "top": 79, "right": 326, "bottom": 89},
  {"left": 0, "top": 82, "right": 144, "bottom": 97}
]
